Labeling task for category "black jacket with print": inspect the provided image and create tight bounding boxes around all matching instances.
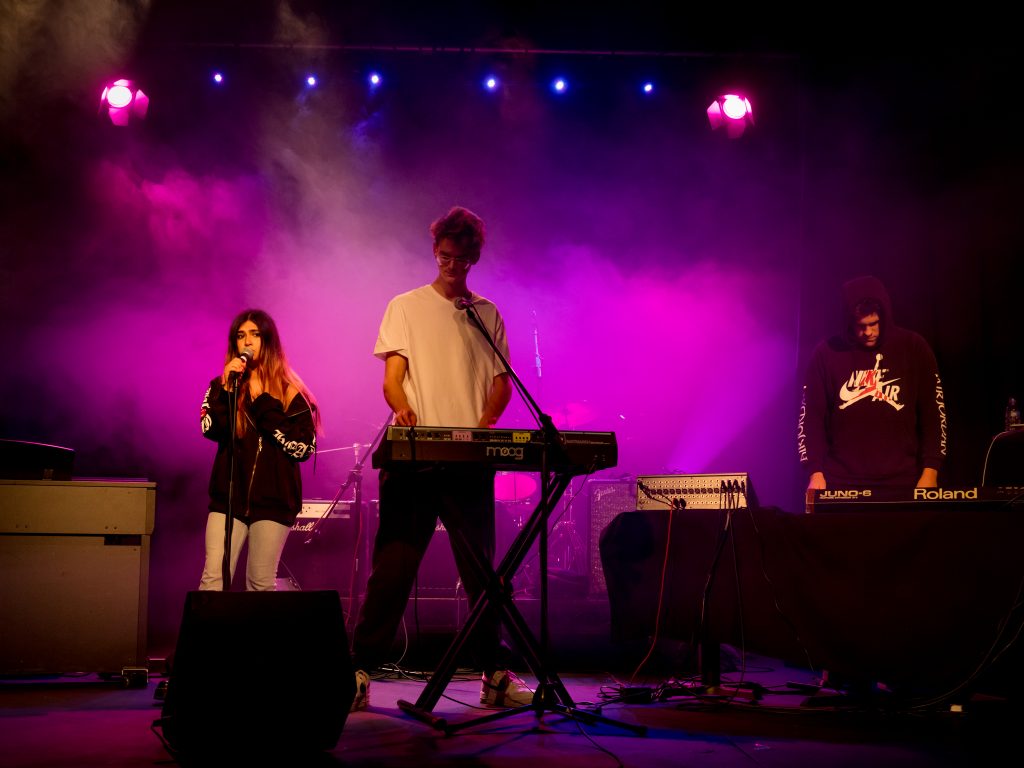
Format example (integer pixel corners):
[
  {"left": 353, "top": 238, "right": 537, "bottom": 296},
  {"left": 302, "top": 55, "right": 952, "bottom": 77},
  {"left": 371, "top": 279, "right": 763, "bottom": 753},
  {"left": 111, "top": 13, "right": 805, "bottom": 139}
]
[
  {"left": 797, "top": 276, "right": 945, "bottom": 488},
  {"left": 200, "top": 377, "right": 315, "bottom": 526}
]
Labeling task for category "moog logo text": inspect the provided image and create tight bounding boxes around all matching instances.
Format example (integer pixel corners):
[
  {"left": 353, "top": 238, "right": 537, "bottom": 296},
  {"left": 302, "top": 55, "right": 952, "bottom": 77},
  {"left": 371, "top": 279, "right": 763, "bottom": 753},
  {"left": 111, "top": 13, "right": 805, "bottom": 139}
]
[{"left": 486, "top": 446, "right": 525, "bottom": 461}]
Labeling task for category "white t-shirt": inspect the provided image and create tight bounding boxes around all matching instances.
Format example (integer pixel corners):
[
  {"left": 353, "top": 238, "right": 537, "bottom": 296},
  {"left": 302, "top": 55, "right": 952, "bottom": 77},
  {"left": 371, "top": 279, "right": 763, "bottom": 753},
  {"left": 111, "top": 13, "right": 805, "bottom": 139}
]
[{"left": 374, "top": 285, "right": 510, "bottom": 427}]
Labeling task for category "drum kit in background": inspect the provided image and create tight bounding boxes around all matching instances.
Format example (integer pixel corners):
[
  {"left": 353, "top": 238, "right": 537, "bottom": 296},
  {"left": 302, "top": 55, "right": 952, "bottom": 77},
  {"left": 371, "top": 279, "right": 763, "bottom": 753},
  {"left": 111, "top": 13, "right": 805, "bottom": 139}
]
[
  {"left": 493, "top": 401, "right": 596, "bottom": 595},
  {"left": 295, "top": 403, "right": 602, "bottom": 598}
]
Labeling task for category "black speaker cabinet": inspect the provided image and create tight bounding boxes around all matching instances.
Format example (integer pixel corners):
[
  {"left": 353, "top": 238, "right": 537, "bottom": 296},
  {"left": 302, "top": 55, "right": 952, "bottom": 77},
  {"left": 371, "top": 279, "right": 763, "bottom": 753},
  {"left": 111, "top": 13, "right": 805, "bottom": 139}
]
[
  {"left": 158, "top": 590, "right": 354, "bottom": 756},
  {"left": 983, "top": 429, "right": 1024, "bottom": 485},
  {"left": 587, "top": 479, "right": 636, "bottom": 595}
]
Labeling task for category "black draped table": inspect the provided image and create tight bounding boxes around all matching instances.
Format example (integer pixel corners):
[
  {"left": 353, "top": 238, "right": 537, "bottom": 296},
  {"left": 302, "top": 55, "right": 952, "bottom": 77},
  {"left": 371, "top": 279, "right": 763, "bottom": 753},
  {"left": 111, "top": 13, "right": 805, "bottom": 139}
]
[{"left": 601, "top": 506, "right": 1024, "bottom": 694}]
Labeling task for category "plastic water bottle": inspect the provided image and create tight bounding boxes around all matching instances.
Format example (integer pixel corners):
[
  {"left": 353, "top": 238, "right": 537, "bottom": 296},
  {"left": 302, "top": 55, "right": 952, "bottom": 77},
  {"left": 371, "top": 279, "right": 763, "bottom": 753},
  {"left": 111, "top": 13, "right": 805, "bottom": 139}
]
[{"left": 1006, "top": 397, "right": 1021, "bottom": 431}]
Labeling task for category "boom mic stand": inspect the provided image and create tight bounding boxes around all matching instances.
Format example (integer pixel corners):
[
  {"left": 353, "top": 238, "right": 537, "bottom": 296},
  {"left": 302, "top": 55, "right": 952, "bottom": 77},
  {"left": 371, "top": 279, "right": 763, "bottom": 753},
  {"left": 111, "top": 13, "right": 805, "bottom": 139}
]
[
  {"left": 396, "top": 299, "right": 643, "bottom": 736},
  {"left": 665, "top": 481, "right": 761, "bottom": 703},
  {"left": 303, "top": 415, "right": 393, "bottom": 619}
]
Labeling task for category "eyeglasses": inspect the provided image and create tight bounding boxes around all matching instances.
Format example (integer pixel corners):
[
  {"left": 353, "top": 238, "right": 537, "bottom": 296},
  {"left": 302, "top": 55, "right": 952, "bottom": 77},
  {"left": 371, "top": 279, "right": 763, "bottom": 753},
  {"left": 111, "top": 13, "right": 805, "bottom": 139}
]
[{"left": 435, "top": 253, "right": 474, "bottom": 268}]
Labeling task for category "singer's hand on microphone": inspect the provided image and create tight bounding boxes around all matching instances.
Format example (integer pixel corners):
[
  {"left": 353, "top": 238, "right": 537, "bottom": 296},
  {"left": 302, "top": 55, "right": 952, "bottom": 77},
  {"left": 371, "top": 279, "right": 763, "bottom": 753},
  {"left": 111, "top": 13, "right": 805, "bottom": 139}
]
[
  {"left": 222, "top": 347, "right": 255, "bottom": 390},
  {"left": 222, "top": 358, "right": 247, "bottom": 390}
]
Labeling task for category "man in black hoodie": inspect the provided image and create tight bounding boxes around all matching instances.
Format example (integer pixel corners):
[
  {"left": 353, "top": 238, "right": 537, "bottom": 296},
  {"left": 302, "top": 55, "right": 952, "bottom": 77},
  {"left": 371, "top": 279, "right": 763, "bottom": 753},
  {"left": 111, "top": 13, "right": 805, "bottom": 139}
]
[{"left": 798, "top": 275, "right": 947, "bottom": 491}]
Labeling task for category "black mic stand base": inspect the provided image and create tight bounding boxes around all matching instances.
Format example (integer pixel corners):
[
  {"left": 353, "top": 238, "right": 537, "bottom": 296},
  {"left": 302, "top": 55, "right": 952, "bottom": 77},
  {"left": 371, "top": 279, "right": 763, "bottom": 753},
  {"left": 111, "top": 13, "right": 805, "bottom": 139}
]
[
  {"left": 396, "top": 699, "right": 449, "bottom": 731},
  {"left": 657, "top": 643, "right": 763, "bottom": 704},
  {"left": 399, "top": 684, "right": 648, "bottom": 736},
  {"left": 663, "top": 681, "right": 764, "bottom": 703}
]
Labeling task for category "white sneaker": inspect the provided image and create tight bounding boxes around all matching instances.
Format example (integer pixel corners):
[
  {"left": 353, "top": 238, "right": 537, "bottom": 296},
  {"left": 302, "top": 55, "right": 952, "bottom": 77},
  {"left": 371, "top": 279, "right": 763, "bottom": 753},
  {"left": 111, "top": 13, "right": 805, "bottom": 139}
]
[
  {"left": 351, "top": 669, "right": 370, "bottom": 712},
  {"left": 480, "top": 670, "right": 533, "bottom": 708}
]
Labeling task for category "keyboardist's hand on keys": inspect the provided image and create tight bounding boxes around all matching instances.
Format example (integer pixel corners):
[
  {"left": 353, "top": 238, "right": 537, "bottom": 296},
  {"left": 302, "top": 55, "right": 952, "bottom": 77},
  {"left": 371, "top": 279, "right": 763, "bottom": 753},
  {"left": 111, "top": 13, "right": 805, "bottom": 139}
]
[
  {"left": 916, "top": 468, "right": 938, "bottom": 488},
  {"left": 394, "top": 408, "right": 417, "bottom": 427}
]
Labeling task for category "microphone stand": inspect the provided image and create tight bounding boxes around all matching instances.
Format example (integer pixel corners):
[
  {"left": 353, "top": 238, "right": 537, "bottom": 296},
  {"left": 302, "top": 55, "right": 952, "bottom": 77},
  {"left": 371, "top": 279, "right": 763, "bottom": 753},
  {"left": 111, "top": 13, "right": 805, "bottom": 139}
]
[
  {"left": 679, "top": 482, "right": 758, "bottom": 702},
  {"left": 303, "top": 415, "right": 393, "bottom": 620},
  {"left": 221, "top": 377, "right": 242, "bottom": 591},
  {"left": 221, "top": 351, "right": 253, "bottom": 591},
  {"left": 462, "top": 301, "right": 558, "bottom": 651},
  {"left": 396, "top": 300, "right": 642, "bottom": 736}
]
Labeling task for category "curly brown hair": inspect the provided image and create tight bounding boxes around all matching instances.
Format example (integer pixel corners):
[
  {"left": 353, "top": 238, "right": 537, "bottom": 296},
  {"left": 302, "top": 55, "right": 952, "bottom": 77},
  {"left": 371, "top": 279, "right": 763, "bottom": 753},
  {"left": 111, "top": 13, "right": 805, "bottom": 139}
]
[{"left": 430, "top": 206, "right": 485, "bottom": 263}]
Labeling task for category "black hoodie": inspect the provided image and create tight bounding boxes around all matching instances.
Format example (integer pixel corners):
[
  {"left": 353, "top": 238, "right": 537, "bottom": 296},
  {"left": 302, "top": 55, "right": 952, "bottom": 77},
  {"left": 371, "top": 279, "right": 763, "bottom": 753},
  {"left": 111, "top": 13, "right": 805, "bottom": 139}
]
[
  {"left": 798, "top": 276, "right": 946, "bottom": 488},
  {"left": 200, "top": 377, "right": 316, "bottom": 526}
]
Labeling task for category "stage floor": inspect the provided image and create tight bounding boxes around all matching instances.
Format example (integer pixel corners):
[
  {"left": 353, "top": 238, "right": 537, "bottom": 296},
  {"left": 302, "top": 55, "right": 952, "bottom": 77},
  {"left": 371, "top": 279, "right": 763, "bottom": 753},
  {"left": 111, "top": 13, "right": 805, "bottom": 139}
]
[{"left": 1, "top": 651, "right": 1016, "bottom": 767}]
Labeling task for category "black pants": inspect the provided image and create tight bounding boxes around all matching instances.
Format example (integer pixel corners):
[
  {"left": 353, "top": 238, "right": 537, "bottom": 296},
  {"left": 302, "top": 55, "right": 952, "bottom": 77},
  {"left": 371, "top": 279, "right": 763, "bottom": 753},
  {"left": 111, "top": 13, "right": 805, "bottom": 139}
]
[{"left": 351, "top": 466, "right": 508, "bottom": 673}]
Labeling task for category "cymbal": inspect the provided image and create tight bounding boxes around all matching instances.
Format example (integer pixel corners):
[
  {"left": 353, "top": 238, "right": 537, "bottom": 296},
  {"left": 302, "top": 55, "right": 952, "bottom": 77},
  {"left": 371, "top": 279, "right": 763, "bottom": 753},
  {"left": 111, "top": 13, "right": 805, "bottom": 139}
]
[
  {"left": 552, "top": 401, "right": 596, "bottom": 427},
  {"left": 494, "top": 472, "right": 538, "bottom": 503}
]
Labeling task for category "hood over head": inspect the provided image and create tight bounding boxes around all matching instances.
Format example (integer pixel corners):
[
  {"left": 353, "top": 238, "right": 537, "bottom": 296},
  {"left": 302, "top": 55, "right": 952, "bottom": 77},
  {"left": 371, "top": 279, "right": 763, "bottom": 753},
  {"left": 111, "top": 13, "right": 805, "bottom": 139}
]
[{"left": 841, "top": 275, "right": 893, "bottom": 343}]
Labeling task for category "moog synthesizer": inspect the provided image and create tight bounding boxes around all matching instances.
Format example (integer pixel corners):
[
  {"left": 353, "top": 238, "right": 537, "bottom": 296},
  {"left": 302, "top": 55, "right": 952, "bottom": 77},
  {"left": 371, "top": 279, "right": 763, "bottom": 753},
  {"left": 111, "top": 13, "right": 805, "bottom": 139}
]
[
  {"left": 371, "top": 425, "right": 617, "bottom": 475},
  {"left": 806, "top": 486, "right": 1024, "bottom": 514}
]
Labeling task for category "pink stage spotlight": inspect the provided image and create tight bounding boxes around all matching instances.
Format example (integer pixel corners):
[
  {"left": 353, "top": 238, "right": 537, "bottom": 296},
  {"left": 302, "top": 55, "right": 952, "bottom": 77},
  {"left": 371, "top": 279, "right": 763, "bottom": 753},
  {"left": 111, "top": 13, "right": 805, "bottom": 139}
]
[
  {"left": 100, "top": 79, "right": 149, "bottom": 127},
  {"left": 707, "top": 93, "right": 754, "bottom": 138}
]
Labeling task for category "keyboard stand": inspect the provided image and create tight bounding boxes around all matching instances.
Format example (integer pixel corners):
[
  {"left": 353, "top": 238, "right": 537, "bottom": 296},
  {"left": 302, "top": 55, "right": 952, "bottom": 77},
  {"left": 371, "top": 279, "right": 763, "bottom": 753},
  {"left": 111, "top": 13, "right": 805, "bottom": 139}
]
[{"left": 397, "top": 468, "right": 645, "bottom": 736}]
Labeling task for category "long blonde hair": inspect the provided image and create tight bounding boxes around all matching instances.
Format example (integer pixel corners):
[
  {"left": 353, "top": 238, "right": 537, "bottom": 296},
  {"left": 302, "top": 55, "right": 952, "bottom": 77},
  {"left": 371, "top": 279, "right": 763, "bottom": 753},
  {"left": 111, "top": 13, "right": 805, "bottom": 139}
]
[{"left": 225, "top": 309, "right": 321, "bottom": 437}]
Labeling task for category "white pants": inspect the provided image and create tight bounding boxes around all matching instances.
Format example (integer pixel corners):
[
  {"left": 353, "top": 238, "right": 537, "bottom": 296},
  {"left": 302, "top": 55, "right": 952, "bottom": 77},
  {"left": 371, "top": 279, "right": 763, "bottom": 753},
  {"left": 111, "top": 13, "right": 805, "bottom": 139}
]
[{"left": 198, "top": 513, "right": 290, "bottom": 592}]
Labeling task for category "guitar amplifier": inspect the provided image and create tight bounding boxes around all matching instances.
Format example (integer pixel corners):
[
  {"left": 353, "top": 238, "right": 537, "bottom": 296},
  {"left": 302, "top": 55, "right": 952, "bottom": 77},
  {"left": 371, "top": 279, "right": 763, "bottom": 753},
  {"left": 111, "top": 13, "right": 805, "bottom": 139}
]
[
  {"left": 280, "top": 500, "right": 363, "bottom": 596},
  {"left": 636, "top": 473, "right": 755, "bottom": 510},
  {"left": 290, "top": 499, "right": 355, "bottom": 536},
  {"left": 587, "top": 478, "right": 636, "bottom": 595}
]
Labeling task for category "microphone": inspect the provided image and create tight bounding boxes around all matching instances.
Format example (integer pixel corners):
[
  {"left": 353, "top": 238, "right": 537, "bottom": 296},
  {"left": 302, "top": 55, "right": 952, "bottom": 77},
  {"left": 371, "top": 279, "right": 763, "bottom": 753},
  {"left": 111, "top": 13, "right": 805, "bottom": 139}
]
[
  {"left": 454, "top": 296, "right": 474, "bottom": 311},
  {"left": 229, "top": 346, "right": 255, "bottom": 382},
  {"left": 533, "top": 318, "right": 542, "bottom": 380}
]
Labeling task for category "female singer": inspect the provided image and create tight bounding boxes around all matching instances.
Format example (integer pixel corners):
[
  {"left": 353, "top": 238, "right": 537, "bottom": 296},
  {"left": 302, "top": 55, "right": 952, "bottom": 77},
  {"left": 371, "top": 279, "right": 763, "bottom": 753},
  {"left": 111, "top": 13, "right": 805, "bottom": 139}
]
[{"left": 198, "top": 308, "right": 319, "bottom": 591}]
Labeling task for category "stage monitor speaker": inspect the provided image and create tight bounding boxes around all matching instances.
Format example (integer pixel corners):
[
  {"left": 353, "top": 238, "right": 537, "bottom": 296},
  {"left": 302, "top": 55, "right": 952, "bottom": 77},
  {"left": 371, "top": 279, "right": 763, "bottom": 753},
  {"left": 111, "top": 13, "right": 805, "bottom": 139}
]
[
  {"left": 983, "top": 429, "right": 1024, "bottom": 486},
  {"left": 0, "top": 439, "right": 74, "bottom": 480},
  {"left": 587, "top": 478, "right": 636, "bottom": 595},
  {"left": 157, "top": 590, "right": 354, "bottom": 757}
]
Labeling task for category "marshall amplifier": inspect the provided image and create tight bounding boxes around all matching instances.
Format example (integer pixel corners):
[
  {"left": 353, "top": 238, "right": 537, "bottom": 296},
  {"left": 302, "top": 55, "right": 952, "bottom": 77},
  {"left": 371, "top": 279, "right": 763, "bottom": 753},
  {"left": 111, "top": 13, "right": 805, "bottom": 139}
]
[
  {"left": 290, "top": 499, "right": 354, "bottom": 536},
  {"left": 279, "top": 500, "right": 364, "bottom": 596}
]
